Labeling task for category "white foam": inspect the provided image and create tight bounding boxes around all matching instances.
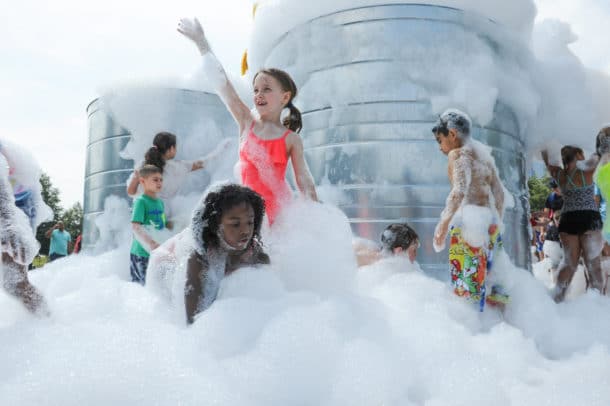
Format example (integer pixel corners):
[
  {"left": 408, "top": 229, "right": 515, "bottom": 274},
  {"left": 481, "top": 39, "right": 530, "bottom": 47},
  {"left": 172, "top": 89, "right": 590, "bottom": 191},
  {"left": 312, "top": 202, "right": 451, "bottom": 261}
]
[{"left": 2, "top": 202, "right": 610, "bottom": 404}]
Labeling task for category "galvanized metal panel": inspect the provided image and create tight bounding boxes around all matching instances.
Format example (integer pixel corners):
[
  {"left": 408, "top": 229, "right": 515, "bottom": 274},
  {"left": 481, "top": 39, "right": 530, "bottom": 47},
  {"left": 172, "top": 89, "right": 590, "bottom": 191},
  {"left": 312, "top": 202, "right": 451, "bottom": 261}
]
[{"left": 265, "top": 4, "right": 531, "bottom": 271}]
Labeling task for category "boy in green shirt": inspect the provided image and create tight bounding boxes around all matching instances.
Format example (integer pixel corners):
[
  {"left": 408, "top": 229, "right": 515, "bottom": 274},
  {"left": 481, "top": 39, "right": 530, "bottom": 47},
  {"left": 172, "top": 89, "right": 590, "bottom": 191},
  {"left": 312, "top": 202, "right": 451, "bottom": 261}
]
[{"left": 130, "top": 165, "right": 166, "bottom": 284}]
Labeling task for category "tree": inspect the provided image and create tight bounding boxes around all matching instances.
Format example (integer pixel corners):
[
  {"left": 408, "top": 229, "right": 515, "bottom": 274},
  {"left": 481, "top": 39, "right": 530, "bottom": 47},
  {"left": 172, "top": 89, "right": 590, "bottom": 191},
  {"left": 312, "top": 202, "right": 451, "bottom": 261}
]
[
  {"left": 528, "top": 175, "right": 552, "bottom": 213},
  {"left": 36, "top": 173, "right": 63, "bottom": 255},
  {"left": 61, "top": 202, "right": 83, "bottom": 244}
]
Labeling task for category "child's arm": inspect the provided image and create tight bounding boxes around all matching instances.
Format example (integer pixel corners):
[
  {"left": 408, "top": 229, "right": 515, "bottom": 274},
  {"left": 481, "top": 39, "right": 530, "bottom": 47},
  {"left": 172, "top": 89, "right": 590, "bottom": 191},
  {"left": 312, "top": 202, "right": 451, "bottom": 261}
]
[
  {"left": 131, "top": 223, "right": 160, "bottom": 253},
  {"left": 541, "top": 150, "right": 561, "bottom": 179},
  {"left": 178, "top": 18, "right": 253, "bottom": 135},
  {"left": 190, "top": 138, "right": 233, "bottom": 171},
  {"left": 126, "top": 169, "right": 140, "bottom": 197},
  {"left": 433, "top": 150, "right": 470, "bottom": 252},
  {"left": 576, "top": 153, "right": 600, "bottom": 173},
  {"left": 288, "top": 134, "right": 318, "bottom": 201},
  {"left": 185, "top": 252, "right": 206, "bottom": 324},
  {"left": 491, "top": 168, "right": 505, "bottom": 219}
]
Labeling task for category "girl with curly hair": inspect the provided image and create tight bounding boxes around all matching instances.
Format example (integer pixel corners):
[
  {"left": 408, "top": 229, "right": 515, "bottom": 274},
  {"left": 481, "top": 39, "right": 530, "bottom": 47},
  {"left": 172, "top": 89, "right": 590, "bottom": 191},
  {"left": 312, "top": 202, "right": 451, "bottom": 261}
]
[{"left": 147, "top": 184, "right": 269, "bottom": 324}]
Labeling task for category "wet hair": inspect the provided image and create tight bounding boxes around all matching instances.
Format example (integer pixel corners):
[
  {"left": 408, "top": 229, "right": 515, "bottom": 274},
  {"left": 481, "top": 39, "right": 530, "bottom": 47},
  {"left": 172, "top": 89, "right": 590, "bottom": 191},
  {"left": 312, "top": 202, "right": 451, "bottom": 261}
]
[
  {"left": 253, "top": 68, "right": 302, "bottom": 133},
  {"left": 431, "top": 109, "right": 471, "bottom": 139},
  {"left": 596, "top": 126, "right": 610, "bottom": 156},
  {"left": 139, "top": 164, "right": 162, "bottom": 178},
  {"left": 380, "top": 223, "right": 419, "bottom": 252},
  {"left": 144, "top": 132, "right": 177, "bottom": 172},
  {"left": 560, "top": 145, "right": 580, "bottom": 167},
  {"left": 192, "top": 184, "right": 265, "bottom": 251}
]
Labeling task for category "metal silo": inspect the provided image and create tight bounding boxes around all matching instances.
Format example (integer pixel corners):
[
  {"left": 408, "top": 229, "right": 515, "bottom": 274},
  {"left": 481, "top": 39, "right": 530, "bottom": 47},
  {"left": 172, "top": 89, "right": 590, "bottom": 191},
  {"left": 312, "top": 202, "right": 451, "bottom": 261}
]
[
  {"left": 83, "top": 88, "right": 237, "bottom": 249},
  {"left": 83, "top": 98, "right": 133, "bottom": 249},
  {"left": 261, "top": 4, "right": 531, "bottom": 272}
]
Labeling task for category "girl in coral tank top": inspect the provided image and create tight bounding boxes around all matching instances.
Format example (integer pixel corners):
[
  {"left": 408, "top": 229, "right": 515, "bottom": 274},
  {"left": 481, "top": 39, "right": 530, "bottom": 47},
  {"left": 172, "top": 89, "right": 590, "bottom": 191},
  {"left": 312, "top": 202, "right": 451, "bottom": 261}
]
[{"left": 178, "top": 17, "right": 318, "bottom": 224}]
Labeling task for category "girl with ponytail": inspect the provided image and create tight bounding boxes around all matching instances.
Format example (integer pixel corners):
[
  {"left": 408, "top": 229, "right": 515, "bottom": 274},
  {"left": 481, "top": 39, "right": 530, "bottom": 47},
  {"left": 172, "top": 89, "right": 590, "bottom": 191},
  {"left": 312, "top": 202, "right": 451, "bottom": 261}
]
[
  {"left": 178, "top": 18, "right": 318, "bottom": 225},
  {"left": 127, "top": 131, "right": 231, "bottom": 223}
]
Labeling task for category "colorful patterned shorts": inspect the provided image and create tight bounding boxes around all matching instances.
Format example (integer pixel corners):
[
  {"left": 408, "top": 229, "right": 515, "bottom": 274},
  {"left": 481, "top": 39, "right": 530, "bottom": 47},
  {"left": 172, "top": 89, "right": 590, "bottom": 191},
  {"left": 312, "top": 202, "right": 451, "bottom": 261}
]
[{"left": 449, "top": 224, "right": 509, "bottom": 311}]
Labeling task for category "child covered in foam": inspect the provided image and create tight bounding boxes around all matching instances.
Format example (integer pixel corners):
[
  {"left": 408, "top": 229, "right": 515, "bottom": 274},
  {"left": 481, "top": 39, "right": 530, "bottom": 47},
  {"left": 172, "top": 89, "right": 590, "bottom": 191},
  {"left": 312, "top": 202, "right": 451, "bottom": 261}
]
[
  {"left": 0, "top": 146, "right": 49, "bottom": 315},
  {"left": 431, "top": 109, "right": 509, "bottom": 311},
  {"left": 147, "top": 184, "right": 270, "bottom": 324},
  {"left": 354, "top": 223, "right": 421, "bottom": 270}
]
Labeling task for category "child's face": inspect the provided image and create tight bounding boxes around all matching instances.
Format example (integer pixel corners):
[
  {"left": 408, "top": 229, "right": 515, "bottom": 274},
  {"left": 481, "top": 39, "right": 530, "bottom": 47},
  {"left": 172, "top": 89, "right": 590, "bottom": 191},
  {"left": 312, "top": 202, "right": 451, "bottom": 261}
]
[
  {"left": 140, "top": 173, "right": 163, "bottom": 194},
  {"left": 434, "top": 129, "right": 461, "bottom": 155},
  {"left": 253, "top": 73, "right": 290, "bottom": 117},
  {"left": 166, "top": 145, "right": 177, "bottom": 160},
  {"left": 218, "top": 202, "right": 255, "bottom": 250}
]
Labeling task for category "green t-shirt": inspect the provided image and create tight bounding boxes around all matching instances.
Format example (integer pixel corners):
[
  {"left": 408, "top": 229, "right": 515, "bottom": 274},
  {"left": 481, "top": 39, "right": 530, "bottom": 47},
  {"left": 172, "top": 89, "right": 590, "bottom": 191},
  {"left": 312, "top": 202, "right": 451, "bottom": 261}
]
[{"left": 130, "top": 194, "right": 166, "bottom": 258}]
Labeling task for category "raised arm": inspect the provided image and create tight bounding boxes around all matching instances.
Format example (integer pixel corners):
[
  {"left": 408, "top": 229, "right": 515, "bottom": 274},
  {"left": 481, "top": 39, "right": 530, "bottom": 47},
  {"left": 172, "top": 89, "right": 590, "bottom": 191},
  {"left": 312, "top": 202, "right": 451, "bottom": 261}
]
[
  {"left": 45, "top": 224, "right": 57, "bottom": 239},
  {"left": 178, "top": 18, "right": 253, "bottom": 135},
  {"left": 541, "top": 150, "right": 561, "bottom": 179},
  {"left": 126, "top": 169, "right": 140, "bottom": 197},
  {"left": 576, "top": 153, "right": 600, "bottom": 173},
  {"left": 433, "top": 150, "right": 470, "bottom": 252},
  {"left": 288, "top": 134, "right": 318, "bottom": 201}
]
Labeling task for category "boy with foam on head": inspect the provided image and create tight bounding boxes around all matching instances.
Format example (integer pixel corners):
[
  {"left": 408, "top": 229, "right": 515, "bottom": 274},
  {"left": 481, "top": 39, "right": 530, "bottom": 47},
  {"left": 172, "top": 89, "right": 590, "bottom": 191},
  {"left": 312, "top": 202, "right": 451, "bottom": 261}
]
[
  {"left": 354, "top": 223, "right": 420, "bottom": 268},
  {"left": 130, "top": 165, "right": 167, "bottom": 285},
  {"left": 431, "top": 109, "right": 508, "bottom": 311}
]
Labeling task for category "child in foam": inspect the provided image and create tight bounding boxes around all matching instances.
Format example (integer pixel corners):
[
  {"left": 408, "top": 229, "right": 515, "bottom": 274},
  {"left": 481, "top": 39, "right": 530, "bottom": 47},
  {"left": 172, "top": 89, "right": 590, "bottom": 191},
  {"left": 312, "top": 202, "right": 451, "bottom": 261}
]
[
  {"left": 355, "top": 223, "right": 420, "bottom": 267},
  {"left": 0, "top": 153, "right": 48, "bottom": 315},
  {"left": 0, "top": 140, "right": 52, "bottom": 233},
  {"left": 127, "top": 131, "right": 231, "bottom": 226},
  {"left": 130, "top": 165, "right": 167, "bottom": 285},
  {"left": 178, "top": 18, "right": 318, "bottom": 225},
  {"left": 432, "top": 109, "right": 508, "bottom": 311},
  {"left": 147, "top": 184, "right": 269, "bottom": 324}
]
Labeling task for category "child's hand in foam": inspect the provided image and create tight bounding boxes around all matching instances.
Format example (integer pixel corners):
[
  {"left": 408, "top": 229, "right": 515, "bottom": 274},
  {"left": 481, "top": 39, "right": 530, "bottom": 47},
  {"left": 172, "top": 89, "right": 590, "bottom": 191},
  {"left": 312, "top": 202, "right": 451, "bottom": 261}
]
[
  {"left": 1, "top": 226, "right": 37, "bottom": 265},
  {"left": 177, "top": 18, "right": 209, "bottom": 52},
  {"left": 433, "top": 222, "right": 448, "bottom": 253}
]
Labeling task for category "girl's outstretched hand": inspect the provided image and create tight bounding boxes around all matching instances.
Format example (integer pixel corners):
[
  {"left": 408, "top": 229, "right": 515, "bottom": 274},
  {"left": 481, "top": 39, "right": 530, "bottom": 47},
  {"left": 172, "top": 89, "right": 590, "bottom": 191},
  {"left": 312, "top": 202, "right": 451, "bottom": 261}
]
[{"left": 177, "top": 17, "right": 210, "bottom": 53}]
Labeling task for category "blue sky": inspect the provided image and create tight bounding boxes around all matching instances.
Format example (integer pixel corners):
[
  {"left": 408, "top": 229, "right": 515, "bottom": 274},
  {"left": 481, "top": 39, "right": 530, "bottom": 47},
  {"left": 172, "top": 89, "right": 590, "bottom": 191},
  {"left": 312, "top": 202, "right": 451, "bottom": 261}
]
[{"left": 1, "top": 0, "right": 608, "bottom": 207}]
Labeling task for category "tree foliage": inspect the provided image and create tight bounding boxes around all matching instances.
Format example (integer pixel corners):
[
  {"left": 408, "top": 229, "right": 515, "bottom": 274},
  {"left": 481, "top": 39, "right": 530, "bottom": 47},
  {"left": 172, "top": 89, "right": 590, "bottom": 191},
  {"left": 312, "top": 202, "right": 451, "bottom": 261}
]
[
  {"left": 34, "top": 173, "right": 83, "bottom": 255},
  {"left": 61, "top": 202, "right": 83, "bottom": 242},
  {"left": 36, "top": 173, "right": 63, "bottom": 255},
  {"left": 528, "top": 175, "right": 552, "bottom": 213}
]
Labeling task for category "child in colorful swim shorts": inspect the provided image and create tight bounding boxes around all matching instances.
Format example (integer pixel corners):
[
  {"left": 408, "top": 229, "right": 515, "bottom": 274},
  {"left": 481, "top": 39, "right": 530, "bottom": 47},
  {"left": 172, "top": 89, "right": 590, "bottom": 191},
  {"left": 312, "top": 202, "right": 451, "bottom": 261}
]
[
  {"left": 178, "top": 17, "right": 318, "bottom": 225},
  {"left": 431, "top": 109, "right": 509, "bottom": 311}
]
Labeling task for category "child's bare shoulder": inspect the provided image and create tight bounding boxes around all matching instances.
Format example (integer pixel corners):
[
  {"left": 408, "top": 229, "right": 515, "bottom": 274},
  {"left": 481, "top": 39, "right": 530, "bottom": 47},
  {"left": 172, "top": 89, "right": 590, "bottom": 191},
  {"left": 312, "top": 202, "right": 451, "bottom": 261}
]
[{"left": 447, "top": 147, "right": 467, "bottom": 161}]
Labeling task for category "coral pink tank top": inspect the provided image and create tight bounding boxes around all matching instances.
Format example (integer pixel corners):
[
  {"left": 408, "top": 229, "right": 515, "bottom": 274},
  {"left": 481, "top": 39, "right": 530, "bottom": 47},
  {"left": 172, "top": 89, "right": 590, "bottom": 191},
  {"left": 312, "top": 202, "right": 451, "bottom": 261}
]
[{"left": 239, "top": 122, "right": 292, "bottom": 224}]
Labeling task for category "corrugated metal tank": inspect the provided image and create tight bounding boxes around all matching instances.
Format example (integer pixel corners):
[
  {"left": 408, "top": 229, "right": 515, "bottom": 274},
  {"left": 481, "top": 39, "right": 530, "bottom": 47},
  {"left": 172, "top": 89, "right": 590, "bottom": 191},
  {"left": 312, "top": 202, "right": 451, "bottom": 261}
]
[
  {"left": 83, "top": 88, "right": 236, "bottom": 248},
  {"left": 83, "top": 98, "right": 133, "bottom": 248},
  {"left": 262, "top": 4, "right": 531, "bottom": 271}
]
